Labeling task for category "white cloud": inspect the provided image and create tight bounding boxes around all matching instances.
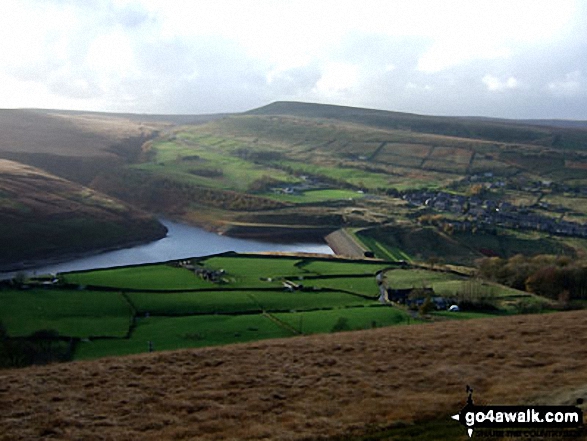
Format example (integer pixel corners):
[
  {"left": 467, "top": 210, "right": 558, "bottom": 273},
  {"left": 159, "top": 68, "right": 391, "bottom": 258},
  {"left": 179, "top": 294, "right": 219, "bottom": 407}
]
[
  {"left": 0, "top": 0, "right": 584, "bottom": 117},
  {"left": 548, "top": 71, "right": 584, "bottom": 95},
  {"left": 482, "top": 75, "right": 519, "bottom": 92},
  {"left": 314, "top": 62, "right": 360, "bottom": 95}
]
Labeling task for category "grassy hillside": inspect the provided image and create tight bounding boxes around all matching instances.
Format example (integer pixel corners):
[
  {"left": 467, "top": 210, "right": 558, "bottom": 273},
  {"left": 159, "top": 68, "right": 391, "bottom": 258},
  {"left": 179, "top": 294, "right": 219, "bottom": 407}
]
[
  {"left": 2, "top": 309, "right": 587, "bottom": 440},
  {"left": 87, "top": 102, "right": 587, "bottom": 265},
  {"left": 1, "top": 102, "right": 586, "bottom": 268},
  {"left": 355, "top": 224, "right": 575, "bottom": 266},
  {"left": 0, "top": 159, "right": 166, "bottom": 269},
  {"left": 249, "top": 101, "right": 587, "bottom": 149},
  {"left": 0, "top": 109, "right": 225, "bottom": 185}
]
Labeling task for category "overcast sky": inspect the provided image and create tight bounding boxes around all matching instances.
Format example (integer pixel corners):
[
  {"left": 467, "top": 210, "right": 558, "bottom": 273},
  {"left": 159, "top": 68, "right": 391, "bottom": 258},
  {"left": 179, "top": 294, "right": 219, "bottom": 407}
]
[{"left": 1, "top": 0, "right": 586, "bottom": 118}]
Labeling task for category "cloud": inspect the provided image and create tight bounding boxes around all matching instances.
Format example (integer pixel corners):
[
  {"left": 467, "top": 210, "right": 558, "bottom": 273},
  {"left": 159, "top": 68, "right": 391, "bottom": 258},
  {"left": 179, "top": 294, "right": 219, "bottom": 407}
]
[
  {"left": 0, "top": 0, "right": 586, "bottom": 118},
  {"left": 482, "top": 75, "right": 519, "bottom": 92},
  {"left": 547, "top": 71, "right": 584, "bottom": 96},
  {"left": 314, "top": 62, "right": 360, "bottom": 95},
  {"left": 266, "top": 65, "right": 322, "bottom": 98}
]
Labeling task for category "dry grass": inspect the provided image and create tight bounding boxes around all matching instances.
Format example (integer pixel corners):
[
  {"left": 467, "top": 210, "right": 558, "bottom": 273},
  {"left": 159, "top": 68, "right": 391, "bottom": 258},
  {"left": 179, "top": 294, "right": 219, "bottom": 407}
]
[
  {"left": 2, "top": 310, "right": 587, "bottom": 440},
  {"left": 566, "top": 160, "right": 587, "bottom": 170},
  {"left": 0, "top": 110, "right": 167, "bottom": 158},
  {"left": 0, "top": 159, "right": 166, "bottom": 267}
]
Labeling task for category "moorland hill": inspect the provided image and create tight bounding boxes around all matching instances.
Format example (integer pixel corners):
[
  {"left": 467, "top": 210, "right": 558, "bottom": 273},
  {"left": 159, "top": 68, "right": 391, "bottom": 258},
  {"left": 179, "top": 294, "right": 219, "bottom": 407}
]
[
  {"left": 0, "top": 159, "right": 165, "bottom": 269},
  {"left": 249, "top": 101, "right": 587, "bottom": 149}
]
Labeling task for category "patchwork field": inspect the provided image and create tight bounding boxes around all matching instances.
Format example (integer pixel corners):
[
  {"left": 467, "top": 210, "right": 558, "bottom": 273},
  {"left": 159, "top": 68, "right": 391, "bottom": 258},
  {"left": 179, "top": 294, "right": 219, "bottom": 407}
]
[
  {"left": 1, "top": 102, "right": 586, "bottom": 440},
  {"left": 2, "top": 254, "right": 414, "bottom": 361},
  {"left": 97, "top": 105, "right": 585, "bottom": 245},
  {"left": 0, "top": 289, "right": 132, "bottom": 338},
  {"left": 1, "top": 251, "right": 550, "bottom": 367},
  {"left": 355, "top": 224, "right": 577, "bottom": 266}
]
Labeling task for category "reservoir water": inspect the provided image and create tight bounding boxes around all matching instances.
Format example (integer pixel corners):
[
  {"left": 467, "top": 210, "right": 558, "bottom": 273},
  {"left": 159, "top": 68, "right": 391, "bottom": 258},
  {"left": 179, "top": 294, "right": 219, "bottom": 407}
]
[{"left": 2, "top": 219, "right": 332, "bottom": 278}]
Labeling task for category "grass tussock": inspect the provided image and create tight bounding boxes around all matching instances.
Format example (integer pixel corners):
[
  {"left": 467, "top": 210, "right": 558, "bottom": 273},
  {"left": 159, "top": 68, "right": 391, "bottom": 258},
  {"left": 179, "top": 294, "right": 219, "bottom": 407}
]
[{"left": 2, "top": 311, "right": 587, "bottom": 440}]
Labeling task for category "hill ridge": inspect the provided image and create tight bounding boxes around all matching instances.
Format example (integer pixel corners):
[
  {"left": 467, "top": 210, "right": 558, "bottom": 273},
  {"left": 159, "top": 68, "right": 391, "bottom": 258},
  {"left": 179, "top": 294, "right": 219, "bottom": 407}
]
[{"left": 247, "top": 101, "right": 587, "bottom": 148}]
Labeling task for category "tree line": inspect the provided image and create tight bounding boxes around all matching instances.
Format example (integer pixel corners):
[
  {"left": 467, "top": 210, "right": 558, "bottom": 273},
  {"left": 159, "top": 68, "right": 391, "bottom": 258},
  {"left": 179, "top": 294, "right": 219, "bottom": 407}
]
[
  {"left": 477, "top": 254, "right": 587, "bottom": 302},
  {"left": 0, "top": 323, "right": 73, "bottom": 369}
]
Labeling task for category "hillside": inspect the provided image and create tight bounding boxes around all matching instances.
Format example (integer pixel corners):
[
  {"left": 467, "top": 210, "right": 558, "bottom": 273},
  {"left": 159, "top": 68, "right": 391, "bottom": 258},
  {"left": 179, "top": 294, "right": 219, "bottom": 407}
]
[
  {"left": 0, "top": 159, "right": 166, "bottom": 270},
  {"left": 248, "top": 101, "right": 587, "bottom": 149},
  {"left": 91, "top": 101, "right": 587, "bottom": 265},
  {"left": 0, "top": 102, "right": 586, "bottom": 268},
  {"left": 2, "top": 310, "right": 587, "bottom": 440},
  {"left": 0, "top": 109, "right": 225, "bottom": 186}
]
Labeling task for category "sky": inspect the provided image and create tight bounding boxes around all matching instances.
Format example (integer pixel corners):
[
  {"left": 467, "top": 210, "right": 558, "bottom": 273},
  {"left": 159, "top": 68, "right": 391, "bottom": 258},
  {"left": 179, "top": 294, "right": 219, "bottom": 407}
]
[{"left": 1, "top": 0, "right": 586, "bottom": 119}]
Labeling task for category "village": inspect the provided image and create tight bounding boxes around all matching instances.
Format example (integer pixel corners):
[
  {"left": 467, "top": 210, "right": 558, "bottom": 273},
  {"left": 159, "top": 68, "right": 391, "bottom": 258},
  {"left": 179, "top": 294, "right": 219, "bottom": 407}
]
[{"left": 403, "top": 186, "right": 587, "bottom": 238}]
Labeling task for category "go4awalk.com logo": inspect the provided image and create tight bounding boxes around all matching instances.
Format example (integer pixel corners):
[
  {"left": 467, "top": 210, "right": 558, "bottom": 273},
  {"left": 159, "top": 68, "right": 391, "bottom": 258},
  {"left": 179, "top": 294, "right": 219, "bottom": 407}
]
[{"left": 452, "top": 386, "right": 584, "bottom": 438}]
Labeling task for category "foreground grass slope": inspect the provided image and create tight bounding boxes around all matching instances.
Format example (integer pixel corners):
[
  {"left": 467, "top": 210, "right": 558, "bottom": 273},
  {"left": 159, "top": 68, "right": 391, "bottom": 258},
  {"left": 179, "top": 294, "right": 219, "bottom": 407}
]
[{"left": 2, "top": 310, "right": 587, "bottom": 440}]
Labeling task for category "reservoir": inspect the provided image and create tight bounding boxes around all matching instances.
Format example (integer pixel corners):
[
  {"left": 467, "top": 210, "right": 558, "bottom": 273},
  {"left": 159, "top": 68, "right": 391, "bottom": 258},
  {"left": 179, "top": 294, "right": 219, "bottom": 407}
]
[{"left": 3, "top": 219, "right": 332, "bottom": 278}]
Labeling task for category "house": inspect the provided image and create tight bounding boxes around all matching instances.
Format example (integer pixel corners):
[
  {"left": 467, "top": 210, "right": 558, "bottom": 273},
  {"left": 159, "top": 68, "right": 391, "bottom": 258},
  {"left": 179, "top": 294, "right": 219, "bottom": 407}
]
[
  {"left": 195, "top": 267, "right": 226, "bottom": 283},
  {"left": 282, "top": 280, "right": 303, "bottom": 291}
]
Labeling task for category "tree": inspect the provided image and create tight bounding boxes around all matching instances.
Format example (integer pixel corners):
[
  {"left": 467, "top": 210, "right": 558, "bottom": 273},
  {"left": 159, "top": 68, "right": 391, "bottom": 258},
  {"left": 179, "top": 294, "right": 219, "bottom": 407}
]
[
  {"left": 419, "top": 296, "right": 434, "bottom": 316},
  {"left": 525, "top": 266, "right": 561, "bottom": 299},
  {"left": 468, "top": 184, "right": 486, "bottom": 197},
  {"left": 12, "top": 272, "right": 27, "bottom": 288},
  {"left": 331, "top": 317, "right": 350, "bottom": 332}
]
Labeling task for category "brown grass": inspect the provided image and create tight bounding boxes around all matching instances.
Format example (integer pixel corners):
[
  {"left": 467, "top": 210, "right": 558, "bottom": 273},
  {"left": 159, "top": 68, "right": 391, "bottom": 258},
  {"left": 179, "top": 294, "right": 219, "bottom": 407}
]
[
  {"left": 2, "top": 311, "right": 587, "bottom": 440},
  {"left": 0, "top": 110, "right": 167, "bottom": 158},
  {"left": 0, "top": 159, "right": 166, "bottom": 267},
  {"left": 429, "top": 146, "right": 473, "bottom": 164},
  {"left": 382, "top": 143, "right": 431, "bottom": 158},
  {"left": 566, "top": 160, "right": 587, "bottom": 170}
]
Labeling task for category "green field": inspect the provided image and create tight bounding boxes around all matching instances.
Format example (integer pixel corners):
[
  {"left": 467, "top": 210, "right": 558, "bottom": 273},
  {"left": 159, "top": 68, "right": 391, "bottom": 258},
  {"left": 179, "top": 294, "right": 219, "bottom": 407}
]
[
  {"left": 1, "top": 255, "right": 396, "bottom": 361},
  {"left": 298, "top": 259, "right": 391, "bottom": 275},
  {"left": 63, "top": 264, "right": 216, "bottom": 290},
  {"left": 430, "top": 310, "right": 505, "bottom": 320},
  {"left": 248, "top": 290, "right": 374, "bottom": 311},
  {"left": 0, "top": 289, "right": 132, "bottom": 338},
  {"left": 135, "top": 138, "right": 298, "bottom": 192},
  {"left": 303, "top": 276, "right": 380, "bottom": 297},
  {"left": 201, "top": 255, "right": 307, "bottom": 287},
  {"left": 385, "top": 268, "right": 463, "bottom": 289},
  {"left": 384, "top": 268, "right": 533, "bottom": 302},
  {"left": 75, "top": 314, "right": 294, "bottom": 360},
  {"left": 126, "top": 291, "right": 262, "bottom": 315},
  {"left": 354, "top": 231, "right": 412, "bottom": 261},
  {"left": 0, "top": 252, "right": 553, "bottom": 363},
  {"left": 273, "top": 305, "right": 410, "bottom": 334},
  {"left": 126, "top": 289, "right": 372, "bottom": 315}
]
